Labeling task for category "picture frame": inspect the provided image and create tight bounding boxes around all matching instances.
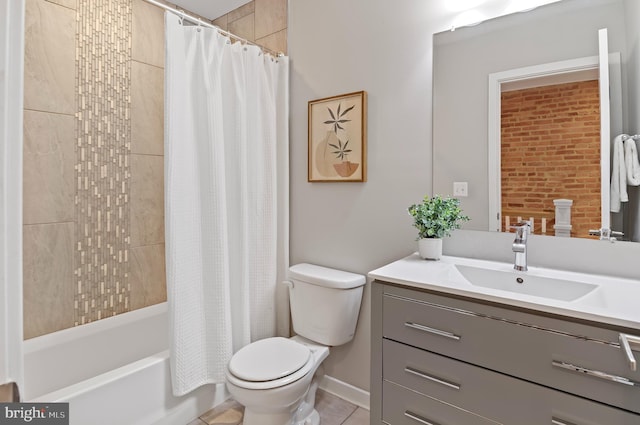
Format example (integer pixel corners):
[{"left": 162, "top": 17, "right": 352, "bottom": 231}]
[{"left": 308, "top": 91, "right": 367, "bottom": 182}]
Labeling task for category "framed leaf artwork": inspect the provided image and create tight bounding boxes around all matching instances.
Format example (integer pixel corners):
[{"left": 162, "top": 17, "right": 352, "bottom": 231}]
[{"left": 308, "top": 91, "right": 367, "bottom": 182}]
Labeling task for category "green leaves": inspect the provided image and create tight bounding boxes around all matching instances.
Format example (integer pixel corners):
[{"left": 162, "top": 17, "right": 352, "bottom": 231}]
[{"left": 408, "top": 195, "right": 470, "bottom": 239}]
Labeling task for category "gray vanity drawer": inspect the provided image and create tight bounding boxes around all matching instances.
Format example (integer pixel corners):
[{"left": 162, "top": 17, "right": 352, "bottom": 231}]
[
  {"left": 382, "top": 287, "right": 640, "bottom": 414},
  {"left": 383, "top": 339, "right": 640, "bottom": 425},
  {"left": 382, "top": 380, "right": 498, "bottom": 425}
]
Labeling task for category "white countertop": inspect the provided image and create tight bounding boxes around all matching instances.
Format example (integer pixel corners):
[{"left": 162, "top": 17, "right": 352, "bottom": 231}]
[{"left": 368, "top": 254, "right": 640, "bottom": 331}]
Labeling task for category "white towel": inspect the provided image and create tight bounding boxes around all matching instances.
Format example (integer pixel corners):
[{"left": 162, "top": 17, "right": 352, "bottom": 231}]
[
  {"left": 610, "top": 134, "right": 628, "bottom": 213},
  {"left": 624, "top": 137, "right": 640, "bottom": 186}
]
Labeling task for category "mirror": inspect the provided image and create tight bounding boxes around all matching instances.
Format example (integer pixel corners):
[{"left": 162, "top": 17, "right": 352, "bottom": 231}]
[{"left": 433, "top": 0, "right": 639, "bottom": 241}]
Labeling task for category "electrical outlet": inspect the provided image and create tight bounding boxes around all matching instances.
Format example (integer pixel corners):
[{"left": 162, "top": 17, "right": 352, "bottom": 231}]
[{"left": 453, "top": 181, "right": 468, "bottom": 197}]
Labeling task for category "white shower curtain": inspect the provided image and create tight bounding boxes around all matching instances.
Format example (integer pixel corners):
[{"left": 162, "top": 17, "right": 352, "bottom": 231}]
[{"left": 164, "top": 13, "right": 289, "bottom": 396}]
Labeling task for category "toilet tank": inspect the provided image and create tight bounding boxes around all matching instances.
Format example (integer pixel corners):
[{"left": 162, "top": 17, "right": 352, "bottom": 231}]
[{"left": 288, "top": 263, "right": 366, "bottom": 346}]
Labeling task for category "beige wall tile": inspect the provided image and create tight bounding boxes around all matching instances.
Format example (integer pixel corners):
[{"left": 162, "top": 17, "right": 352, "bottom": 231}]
[
  {"left": 23, "top": 110, "right": 75, "bottom": 224},
  {"left": 256, "top": 28, "right": 287, "bottom": 54},
  {"left": 129, "top": 244, "right": 167, "bottom": 311},
  {"left": 132, "top": 0, "right": 164, "bottom": 67},
  {"left": 228, "top": 13, "right": 255, "bottom": 42},
  {"left": 223, "top": 0, "right": 288, "bottom": 54},
  {"left": 227, "top": 1, "right": 254, "bottom": 23},
  {"left": 24, "top": 0, "right": 75, "bottom": 114},
  {"left": 131, "top": 61, "right": 164, "bottom": 155},
  {"left": 213, "top": 14, "right": 228, "bottom": 32},
  {"left": 23, "top": 222, "right": 75, "bottom": 339},
  {"left": 255, "top": 0, "right": 287, "bottom": 40},
  {"left": 46, "top": 0, "right": 76, "bottom": 9},
  {"left": 0, "top": 383, "right": 19, "bottom": 402},
  {"left": 130, "top": 154, "right": 164, "bottom": 246}
]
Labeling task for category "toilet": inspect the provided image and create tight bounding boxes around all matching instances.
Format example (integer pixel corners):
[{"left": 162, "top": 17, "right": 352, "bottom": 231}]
[{"left": 225, "top": 263, "right": 366, "bottom": 425}]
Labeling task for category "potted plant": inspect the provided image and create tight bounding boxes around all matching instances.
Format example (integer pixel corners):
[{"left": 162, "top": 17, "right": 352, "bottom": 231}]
[{"left": 408, "top": 195, "right": 469, "bottom": 260}]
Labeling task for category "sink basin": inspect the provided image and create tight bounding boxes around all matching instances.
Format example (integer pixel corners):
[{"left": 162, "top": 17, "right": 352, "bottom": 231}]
[
  {"left": 369, "top": 254, "right": 640, "bottom": 330},
  {"left": 455, "top": 264, "right": 598, "bottom": 302}
]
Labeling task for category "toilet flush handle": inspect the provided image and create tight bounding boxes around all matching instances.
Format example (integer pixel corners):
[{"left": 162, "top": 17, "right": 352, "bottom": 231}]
[{"left": 283, "top": 280, "right": 294, "bottom": 289}]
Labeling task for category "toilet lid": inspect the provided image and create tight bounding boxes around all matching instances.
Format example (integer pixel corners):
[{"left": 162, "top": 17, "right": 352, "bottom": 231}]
[{"left": 228, "top": 337, "right": 311, "bottom": 382}]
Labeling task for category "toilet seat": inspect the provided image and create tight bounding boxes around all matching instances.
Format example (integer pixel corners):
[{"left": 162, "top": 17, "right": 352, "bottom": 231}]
[{"left": 226, "top": 337, "right": 315, "bottom": 390}]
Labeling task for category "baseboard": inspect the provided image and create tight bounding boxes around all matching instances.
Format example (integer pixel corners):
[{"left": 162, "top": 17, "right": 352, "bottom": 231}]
[{"left": 319, "top": 375, "right": 370, "bottom": 410}]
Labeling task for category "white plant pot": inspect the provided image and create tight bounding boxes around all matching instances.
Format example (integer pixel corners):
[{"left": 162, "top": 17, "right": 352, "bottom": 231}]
[{"left": 418, "top": 238, "right": 443, "bottom": 260}]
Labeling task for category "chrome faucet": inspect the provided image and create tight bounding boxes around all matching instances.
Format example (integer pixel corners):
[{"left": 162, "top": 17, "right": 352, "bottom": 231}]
[
  {"left": 588, "top": 227, "right": 624, "bottom": 242},
  {"left": 511, "top": 221, "right": 531, "bottom": 272}
]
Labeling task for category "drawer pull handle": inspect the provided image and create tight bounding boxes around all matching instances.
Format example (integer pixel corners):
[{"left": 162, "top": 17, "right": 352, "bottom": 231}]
[
  {"left": 405, "top": 411, "right": 440, "bottom": 425},
  {"left": 552, "top": 360, "right": 639, "bottom": 387},
  {"left": 404, "top": 322, "right": 461, "bottom": 341},
  {"left": 404, "top": 366, "right": 461, "bottom": 390},
  {"left": 552, "top": 419, "right": 577, "bottom": 425},
  {"left": 619, "top": 333, "right": 640, "bottom": 371}
]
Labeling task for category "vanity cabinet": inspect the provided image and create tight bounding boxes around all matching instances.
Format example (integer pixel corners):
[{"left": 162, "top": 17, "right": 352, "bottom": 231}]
[{"left": 371, "top": 282, "right": 640, "bottom": 425}]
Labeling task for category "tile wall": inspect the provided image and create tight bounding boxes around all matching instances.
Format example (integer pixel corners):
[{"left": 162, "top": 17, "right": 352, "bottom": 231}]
[
  {"left": 75, "top": 0, "right": 133, "bottom": 324},
  {"left": 23, "top": 0, "right": 166, "bottom": 338},
  {"left": 23, "top": 0, "right": 287, "bottom": 339},
  {"left": 212, "top": 0, "right": 288, "bottom": 55}
]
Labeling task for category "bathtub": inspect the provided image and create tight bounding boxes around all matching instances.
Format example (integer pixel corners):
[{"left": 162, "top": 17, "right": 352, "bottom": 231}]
[{"left": 23, "top": 303, "right": 228, "bottom": 425}]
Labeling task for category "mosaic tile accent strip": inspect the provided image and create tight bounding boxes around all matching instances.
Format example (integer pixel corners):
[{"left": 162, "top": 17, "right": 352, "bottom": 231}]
[{"left": 74, "top": 0, "right": 132, "bottom": 325}]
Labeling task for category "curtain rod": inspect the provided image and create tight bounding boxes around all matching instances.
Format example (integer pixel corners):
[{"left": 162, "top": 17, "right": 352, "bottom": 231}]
[{"left": 142, "top": 0, "right": 283, "bottom": 57}]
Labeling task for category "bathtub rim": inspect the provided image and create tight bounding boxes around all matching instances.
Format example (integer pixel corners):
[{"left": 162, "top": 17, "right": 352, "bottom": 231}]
[
  {"left": 23, "top": 302, "right": 167, "bottom": 353},
  {"left": 32, "top": 350, "right": 170, "bottom": 402}
]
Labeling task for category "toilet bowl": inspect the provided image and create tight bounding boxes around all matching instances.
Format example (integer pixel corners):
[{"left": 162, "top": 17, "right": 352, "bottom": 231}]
[
  {"left": 225, "top": 263, "right": 366, "bottom": 425},
  {"left": 225, "top": 336, "right": 329, "bottom": 425}
]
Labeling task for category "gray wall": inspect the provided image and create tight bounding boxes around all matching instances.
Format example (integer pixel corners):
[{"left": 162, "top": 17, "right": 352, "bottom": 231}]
[
  {"left": 626, "top": 0, "right": 640, "bottom": 128},
  {"left": 289, "top": 0, "right": 445, "bottom": 391},
  {"left": 289, "top": 0, "right": 640, "bottom": 393}
]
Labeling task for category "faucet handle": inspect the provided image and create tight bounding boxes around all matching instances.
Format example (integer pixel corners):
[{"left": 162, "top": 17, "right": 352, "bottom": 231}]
[
  {"left": 510, "top": 221, "right": 531, "bottom": 234},
  {"left": 589, "top": 228, "right": 624, "bottom": 241}
]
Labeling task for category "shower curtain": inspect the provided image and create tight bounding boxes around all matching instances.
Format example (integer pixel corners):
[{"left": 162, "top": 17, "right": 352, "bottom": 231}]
[{"left": 164, "top": 13, "right": 289, "bottom": 396}]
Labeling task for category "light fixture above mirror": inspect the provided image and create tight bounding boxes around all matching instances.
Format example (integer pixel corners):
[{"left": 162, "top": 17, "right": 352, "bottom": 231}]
[
  {"left": 448, "top": 0, "right": 562, "bottom": 31},
  {"left": 447, "top": 0, "right": 487, "bottom": 12}
]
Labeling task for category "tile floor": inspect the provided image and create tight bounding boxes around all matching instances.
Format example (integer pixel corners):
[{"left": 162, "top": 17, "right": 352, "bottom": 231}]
[{"left": 187, "top": 389, "right": 369, "bottom": 425}]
